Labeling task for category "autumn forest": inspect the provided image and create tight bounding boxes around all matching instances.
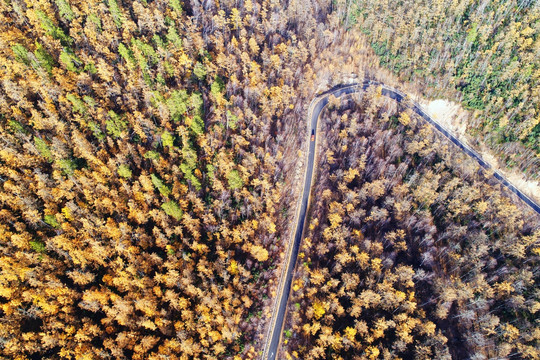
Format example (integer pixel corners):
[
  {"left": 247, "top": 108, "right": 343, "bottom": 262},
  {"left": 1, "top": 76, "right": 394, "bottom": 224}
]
[{"left": 0, "top": 0, "right": 538, "bottom": 359}]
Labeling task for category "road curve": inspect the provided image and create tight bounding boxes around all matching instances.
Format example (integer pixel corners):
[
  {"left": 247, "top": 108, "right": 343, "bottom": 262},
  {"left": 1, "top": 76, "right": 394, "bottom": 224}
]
[{"left": 262, "top": 81, "right": 540, "bottom": 360}]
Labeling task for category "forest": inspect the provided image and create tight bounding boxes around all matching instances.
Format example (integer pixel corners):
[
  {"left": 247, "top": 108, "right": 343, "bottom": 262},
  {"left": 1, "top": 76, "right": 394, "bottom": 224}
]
[
  {"left": 347, "top": 0, "right": 540, "bottom": 178},
  {"left": 0, "top": 0, "right": 341, "bottom": 358},
  {"left": 0, "top": 0, "right": 538, "bottom": 359},
  {"left": 281, "top": 89, "right": 540, "bottom": 359}
]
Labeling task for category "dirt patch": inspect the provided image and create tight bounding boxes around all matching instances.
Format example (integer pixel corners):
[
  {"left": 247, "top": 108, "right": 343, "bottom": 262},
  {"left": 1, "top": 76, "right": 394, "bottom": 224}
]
[{"left": 422, "top": 99, "right": 468, "bottom": 140}]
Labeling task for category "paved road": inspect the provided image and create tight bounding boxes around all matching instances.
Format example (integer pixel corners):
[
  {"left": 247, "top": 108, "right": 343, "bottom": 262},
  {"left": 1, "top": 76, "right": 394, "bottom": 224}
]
[{"left": 262, "top": 81, "right": 540, "bottom": 360}]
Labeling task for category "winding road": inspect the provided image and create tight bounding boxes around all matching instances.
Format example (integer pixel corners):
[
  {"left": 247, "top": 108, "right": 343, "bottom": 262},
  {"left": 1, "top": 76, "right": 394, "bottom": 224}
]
[{"left": 262, "top": 81, "right": 540, "bottom": 360}]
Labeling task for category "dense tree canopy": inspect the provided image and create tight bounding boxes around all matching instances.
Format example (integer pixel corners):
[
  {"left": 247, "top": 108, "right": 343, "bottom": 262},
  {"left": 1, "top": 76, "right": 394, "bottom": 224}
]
[
  {"left": 349, "top": 0, "right": 540, "bottom": 178},
  {"left": 0, "top": 0, "right": 538, "bottom": 359},
  {"left": 282, "top": 90, "right": 540, "bottom": 359},
  {"left": 0, "top": 0, "right": 342, "bottom": 358}
]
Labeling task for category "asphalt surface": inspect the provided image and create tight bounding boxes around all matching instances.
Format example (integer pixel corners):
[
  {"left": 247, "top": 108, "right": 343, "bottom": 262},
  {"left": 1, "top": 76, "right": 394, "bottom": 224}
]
[{"left": 263, "top": 81, "right": 540, "bottom": 360}]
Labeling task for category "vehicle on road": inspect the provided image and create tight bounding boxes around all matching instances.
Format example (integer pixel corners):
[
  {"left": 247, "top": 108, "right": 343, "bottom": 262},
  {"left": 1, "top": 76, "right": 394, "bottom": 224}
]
[{"left": 311, "top": 129, "right": 315, "bottom": 141}]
